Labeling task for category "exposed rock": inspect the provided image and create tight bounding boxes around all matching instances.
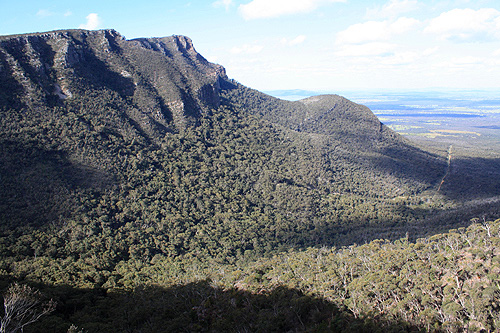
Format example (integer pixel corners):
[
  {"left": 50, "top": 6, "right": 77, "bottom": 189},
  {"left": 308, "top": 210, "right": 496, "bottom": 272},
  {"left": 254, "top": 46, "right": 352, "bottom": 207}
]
[{"left": 0, "top": 29, "right": 227, "bottom": 135}]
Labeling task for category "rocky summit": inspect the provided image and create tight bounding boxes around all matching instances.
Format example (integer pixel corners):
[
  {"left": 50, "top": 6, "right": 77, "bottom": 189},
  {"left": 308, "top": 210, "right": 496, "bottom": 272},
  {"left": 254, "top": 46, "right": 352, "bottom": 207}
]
[{"left": 0, "top": 29, "right": 225, "bottom": 134}]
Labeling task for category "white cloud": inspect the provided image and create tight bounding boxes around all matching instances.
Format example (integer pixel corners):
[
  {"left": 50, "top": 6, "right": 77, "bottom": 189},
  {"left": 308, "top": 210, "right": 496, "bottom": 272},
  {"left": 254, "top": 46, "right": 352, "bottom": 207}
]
[
  {"left": 36, "top": 9, "right": 55, "bottom": 18},
  {"left": 37, "top": 9, "right": 72, "bottom": 18},
  {"left": 366, "top": 0, "right": 419, "bottom": 19},
  {"left": 450, "top": 56, "right": 483, "bottom": 65},
  {"left": 281, "top": 35, "right": 306, "bottom": 46},
  {"left": 422, "top": 46, "right": 439, "bottom": 56},
  {"left": 335, "top": 42, "right": 396, "bottom": 57},
  {"left": 437, "top": 56, "right": 488, "bottom": 73},
  {"left": 79, "top": 13, "right": 102, "bottom": 30},
  {"left": 391, "top": 16, "right": 420, "bottom": 32},
  {"left": 230, "top": 44, "right": 264, "bottom": 54},
  {"left": 238, "top": 0, "right": 345, "bottom": 20},
  {"left": 425, "top": 8, "right": 500, "bottom": 42},
  {"left": 336, "top": 17, "right": 419, "bottom": 45},
  {"left": 381, "top": 51, "right": 419, "bottom": 65},
  {"left": 212, "top": 0, "right": 233, "bottom": 11}
]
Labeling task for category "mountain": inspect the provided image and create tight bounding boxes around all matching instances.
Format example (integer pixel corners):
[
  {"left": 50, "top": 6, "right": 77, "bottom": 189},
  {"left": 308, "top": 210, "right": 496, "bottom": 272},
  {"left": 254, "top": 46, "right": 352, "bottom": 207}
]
[
  {"left": 0, "top": 29, "right": 451, "bottom": 247},
  {"left": 0, "top": 29, "right": 224, "bottom": 133},
  {"left": 1, "top": 28, "right": 500, "bottom": 332},
  {"left": 1, "top": 28, "right": 494, "bottom": 252}
]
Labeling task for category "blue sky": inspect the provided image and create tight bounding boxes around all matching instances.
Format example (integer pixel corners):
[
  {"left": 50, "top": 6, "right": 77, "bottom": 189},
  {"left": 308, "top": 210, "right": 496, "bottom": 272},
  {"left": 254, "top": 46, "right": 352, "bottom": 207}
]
[{"left": 2, "top": 0, "right": 500, "bottom": 92}]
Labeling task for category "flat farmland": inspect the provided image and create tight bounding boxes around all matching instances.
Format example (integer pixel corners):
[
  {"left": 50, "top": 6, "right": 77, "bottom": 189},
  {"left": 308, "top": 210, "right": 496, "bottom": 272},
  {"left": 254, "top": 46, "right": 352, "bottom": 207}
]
[{"left": 355, "top": 90, "right": 500, "bottom": 158}]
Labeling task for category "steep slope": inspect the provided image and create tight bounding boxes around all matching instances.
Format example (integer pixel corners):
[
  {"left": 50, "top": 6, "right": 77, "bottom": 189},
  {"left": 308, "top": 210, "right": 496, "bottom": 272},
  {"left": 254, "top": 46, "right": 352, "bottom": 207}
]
[
  {"left": 221, "top": 83, "right": 446, "bottom": 191},
  {"left": 0, "top": 29, "right": 452, "bottom": 260},
  {"left": 0, "top": 29, "right": 225, "bottom": 136}
]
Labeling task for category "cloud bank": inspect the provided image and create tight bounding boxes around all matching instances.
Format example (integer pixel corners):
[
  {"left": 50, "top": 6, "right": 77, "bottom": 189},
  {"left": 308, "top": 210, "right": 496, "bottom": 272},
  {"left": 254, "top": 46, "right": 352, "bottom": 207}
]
[
  {"left": 212, "top": 0, "right": 233, "bottom": 11},
  {"left": 230, "top": 44, "right": 264, "bottom": 55},
  {"left": 365, "top": 0, "right": 419, "bottom": 19},
  {"left": 336, "top": 17, "right": 419, "bottom": 45},
  {"left": 281, "top": 35, "right": 306, "bottom": 46},
  {"left": 425, "top": 8, "right": 500, "bottom": 42},
  {"left": 238, "top": 0, "right": 345, "bottom": 20}
]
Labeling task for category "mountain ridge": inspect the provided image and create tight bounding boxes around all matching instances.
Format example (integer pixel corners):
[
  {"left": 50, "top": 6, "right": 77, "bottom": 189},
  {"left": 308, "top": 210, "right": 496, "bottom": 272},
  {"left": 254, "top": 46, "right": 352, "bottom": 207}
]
[
  {"left": 0, "top": 28, "right": 404, "bottom": 150},
  {"left": 0, "top": 29, "right": 226, "bottom": 135},
  {"left": 2, "top": 28, "right": 495, "bottom": 255}
]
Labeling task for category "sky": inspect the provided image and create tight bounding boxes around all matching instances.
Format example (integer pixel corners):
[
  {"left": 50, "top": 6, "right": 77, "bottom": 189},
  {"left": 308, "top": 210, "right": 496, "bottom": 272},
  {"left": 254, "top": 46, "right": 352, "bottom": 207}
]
[{"left": 1, "top": 0, "right": 500, "bottom": 92}]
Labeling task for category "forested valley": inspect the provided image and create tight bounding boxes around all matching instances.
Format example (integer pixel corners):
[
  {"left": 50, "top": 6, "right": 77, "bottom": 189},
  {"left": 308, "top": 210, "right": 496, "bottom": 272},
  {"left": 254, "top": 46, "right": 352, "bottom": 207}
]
[{"left": 0, "top": 29, "right": 499, "bottom": 332}]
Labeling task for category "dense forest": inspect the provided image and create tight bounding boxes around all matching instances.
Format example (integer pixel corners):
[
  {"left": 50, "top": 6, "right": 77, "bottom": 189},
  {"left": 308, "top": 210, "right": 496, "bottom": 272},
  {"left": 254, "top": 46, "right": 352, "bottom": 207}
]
[
  {"left": 1, "top": 219, "right": 499, "bottom": 332},
  {"left": 0, "top": 29, "right": 499, "bottom": 331}
]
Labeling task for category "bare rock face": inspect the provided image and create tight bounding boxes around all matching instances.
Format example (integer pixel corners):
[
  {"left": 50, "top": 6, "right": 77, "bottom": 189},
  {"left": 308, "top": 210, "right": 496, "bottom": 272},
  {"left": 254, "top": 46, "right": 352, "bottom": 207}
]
[
  {"left": 0, "top": 29, "right": 228, "bottom": 135},
  {"left": 127, "top": 34, "right": 227, "bottom": 125}
]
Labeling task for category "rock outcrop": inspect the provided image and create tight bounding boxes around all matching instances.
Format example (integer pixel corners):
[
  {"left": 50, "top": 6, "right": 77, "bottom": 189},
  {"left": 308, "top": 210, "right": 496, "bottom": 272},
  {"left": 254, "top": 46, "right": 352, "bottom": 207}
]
[{"left": 0, "top": 29, "right": 227, "bottom": 135}]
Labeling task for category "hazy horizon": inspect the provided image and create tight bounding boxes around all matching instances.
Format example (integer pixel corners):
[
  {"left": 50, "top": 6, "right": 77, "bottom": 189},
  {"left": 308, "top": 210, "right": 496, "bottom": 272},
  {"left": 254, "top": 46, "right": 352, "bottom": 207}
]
[{"left": 265, "top": 88, "right": 500, "bottom": 103}]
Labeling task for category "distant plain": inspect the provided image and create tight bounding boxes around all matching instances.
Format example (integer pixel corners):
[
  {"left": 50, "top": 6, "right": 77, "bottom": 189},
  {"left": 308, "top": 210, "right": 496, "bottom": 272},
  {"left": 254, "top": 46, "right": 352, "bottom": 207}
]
[{"left": 268, "top": 89, "right": 500, "bottom": 158}]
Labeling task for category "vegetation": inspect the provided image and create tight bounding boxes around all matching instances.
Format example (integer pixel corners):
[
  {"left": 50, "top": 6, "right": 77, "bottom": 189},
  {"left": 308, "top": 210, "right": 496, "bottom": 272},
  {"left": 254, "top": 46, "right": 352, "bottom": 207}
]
[
  {"left": 0, "top": 283, "right": 55, "bottom": 333},
  {"left": 1, "top": 219, "right": 499, "bottom": 332},
  {"left": 0, "top": 29, "right": 499, "bottom": 331}
]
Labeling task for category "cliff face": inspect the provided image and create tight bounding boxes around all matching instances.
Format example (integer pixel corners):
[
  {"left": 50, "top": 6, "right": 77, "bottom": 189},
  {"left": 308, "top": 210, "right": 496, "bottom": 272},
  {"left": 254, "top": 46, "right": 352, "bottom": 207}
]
[{"left": 0, "top": 29, "right": 227, "bottom": 135}]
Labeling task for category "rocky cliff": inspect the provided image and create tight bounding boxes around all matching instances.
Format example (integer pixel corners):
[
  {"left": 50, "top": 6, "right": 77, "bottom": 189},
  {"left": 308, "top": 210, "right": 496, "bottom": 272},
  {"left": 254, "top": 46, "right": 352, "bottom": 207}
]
[{"left": 0, "top": 29, "right": 226, "bottom": 135}]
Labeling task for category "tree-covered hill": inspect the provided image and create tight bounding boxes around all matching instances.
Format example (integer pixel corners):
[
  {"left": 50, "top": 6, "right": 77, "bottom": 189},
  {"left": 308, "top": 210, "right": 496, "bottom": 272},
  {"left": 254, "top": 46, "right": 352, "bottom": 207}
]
[
  {"left": 3, "top": 218, "right": 500, "bottom": 332},
  {"left": 0, "top": 28, "right": 499, "bottom": 332},
  {"left": 0, "top": 28, "right": 454, "bottom": 251}
]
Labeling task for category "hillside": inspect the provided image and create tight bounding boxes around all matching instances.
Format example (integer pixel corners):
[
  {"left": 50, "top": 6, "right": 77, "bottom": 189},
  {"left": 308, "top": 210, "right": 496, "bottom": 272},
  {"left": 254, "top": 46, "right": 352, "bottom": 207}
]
[{"left": 0, "top": 29, "right": 499, "bottom": 332}]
